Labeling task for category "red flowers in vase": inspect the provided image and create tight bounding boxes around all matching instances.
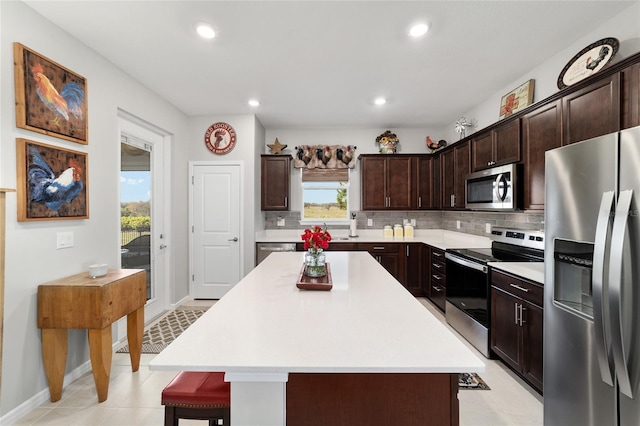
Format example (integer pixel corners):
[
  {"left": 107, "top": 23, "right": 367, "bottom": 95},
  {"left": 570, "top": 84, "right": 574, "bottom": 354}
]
[{"left": 301, "top": 225, "right": 332, "bottom": 251}]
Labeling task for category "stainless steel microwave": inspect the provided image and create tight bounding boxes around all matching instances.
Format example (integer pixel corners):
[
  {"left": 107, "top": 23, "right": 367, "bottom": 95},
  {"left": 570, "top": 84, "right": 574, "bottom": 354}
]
[{"left": 465, "top": 163, "right": 520, "bottom": 210}]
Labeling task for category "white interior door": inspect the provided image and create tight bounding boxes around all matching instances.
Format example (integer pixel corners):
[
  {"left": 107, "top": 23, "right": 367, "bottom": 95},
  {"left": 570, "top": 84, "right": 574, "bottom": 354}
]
[
  {"left": 191, "top": 162, "right": 242, "bottom": 299},
  {"left": 118, "top": 114, "right": 169, "bottom": 323}
]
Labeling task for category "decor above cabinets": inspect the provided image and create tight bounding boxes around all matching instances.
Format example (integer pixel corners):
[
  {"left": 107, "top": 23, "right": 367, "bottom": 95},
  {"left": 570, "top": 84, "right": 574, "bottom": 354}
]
[
  {"left": 499, "top": 79, "right": 534, "bottom": 120},
  {"left": 557, "top": 37, "right": 619, "bottom": 90},
  {"left": 293, "top": 145, "right": 357, "bottom": 169}
]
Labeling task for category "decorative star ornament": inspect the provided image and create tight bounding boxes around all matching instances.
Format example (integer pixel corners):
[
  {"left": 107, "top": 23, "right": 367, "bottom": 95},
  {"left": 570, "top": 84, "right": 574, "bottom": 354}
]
[{"left": 267, "top": 138, "right": 287, "bottom": 154}]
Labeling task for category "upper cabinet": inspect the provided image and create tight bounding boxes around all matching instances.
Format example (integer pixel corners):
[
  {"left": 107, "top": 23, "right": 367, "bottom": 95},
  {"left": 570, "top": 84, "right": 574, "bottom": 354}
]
[
  {"left": 441, "top": 141, "right": 470, "bottom": 209},
  {"left": 471, "top": 119, "right": 521, "bottom": 171},
  {"left": 563, "top": 74, "right": 620, "bottom": 145},
  {"left": 261, "top": 155, "right": 291, "bottom": 211},
  {"left": 621, "top": 62, "right": 640, "bottom": 130},
  {"left": 416, "top": 154, "right": 441, "bottom": 210},
  {"left": 522, "top": 100, "right": 562, "bottom": 210},
  {"left": 360, "top": 155, "right": 414, "bottom": 210}
]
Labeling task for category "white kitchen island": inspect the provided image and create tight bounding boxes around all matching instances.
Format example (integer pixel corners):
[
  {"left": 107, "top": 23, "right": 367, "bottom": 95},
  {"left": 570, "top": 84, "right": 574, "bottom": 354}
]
[{"left": 150, "top": 251, "right": 484, "bottom": 425}]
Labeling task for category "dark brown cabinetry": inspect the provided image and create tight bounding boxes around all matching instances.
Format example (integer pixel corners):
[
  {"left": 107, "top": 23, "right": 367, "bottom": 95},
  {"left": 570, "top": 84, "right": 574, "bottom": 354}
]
[
  {"left": 622, "top": 63, "right": 640, "bottom": 129},
  {"left": 416, "top": 155, "right": 441, "bottom": 209},
  {"left": 261, "top": 155, "right": 291, "bottom": 211},
  {"left": 441, "top": 141, "right": 470, "bottom": 209},
  {"left": 490, "top": 270, "right": 543, "bottom": 393},
  {"left": 403, "top": 243, "right": 422, "bottom": 296},
  {"left": 471, "top": 120, "right": 521, "bottom": 171},
  {"left": 563, "top": 74, "right": 620, "bottom": 145},
  {"left": 429, "top": 247, "right": 447, "bottom": 312},
  {"left": 522, "top": 100, "right": 562, "bottom": 210},
  {"left": 360, "top": 155, "right": 414, "bottom": 210},
  {"left": 358, "top": 243, "right": 403, "bottom": 282}
]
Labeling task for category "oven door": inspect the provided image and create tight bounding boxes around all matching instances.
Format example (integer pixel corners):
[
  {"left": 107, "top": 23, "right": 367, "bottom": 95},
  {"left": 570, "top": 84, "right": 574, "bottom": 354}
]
[{"left": 445, "top": 252, "right": 489, "bottom": 327}]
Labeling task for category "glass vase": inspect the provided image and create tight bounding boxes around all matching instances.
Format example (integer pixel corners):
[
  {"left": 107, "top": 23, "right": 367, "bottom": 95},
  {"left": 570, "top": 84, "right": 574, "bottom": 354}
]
[{"left": 304, "top": 249, "right": 326, "bottom": 277}]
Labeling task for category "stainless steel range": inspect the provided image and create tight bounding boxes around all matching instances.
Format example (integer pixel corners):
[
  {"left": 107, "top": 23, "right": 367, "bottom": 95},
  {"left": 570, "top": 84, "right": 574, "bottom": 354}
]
[{"left": 444, "top": 227, "right": 544, "bottom": 357}]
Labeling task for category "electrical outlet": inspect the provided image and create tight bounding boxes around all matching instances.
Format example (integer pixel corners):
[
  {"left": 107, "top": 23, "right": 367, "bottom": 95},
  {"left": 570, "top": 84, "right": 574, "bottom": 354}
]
[
  {"left": 486, "top": 223, "right": 492, "bottom": 234},
  {"left": 367, "top": 218, "right": 373, "bottom": 227},
  {"left": 277, "top": 217, "right": 285, "bottom": 227},
  {"left": 411, "top": 219, "right": 416, "bottom": 226},
  {"left": 456, "top": 220, "right": 461, "bottom": 229},
  {"left": 56, "top": 232, "right": 74, "bottom": 249}
]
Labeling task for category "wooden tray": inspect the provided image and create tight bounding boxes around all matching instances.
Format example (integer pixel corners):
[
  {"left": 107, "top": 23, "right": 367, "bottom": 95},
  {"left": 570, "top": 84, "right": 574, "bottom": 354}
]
[{"left": 296, "top": 263, "right": 332, "bottom": 291}]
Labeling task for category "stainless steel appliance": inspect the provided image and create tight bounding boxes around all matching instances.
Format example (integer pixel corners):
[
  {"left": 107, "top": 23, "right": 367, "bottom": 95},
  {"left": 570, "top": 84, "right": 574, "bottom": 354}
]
[
  {"left": 544, "top": 126, "right": 640, "bottom": 426},
  {"left": 255, "top": 242, "right": 296, "bottom": 265},
  {"left": 465, "top": 163, "right": 521, "bottom": 210},
  {"left": 445, "top": 228, "right": 544, "bottom": 357}
]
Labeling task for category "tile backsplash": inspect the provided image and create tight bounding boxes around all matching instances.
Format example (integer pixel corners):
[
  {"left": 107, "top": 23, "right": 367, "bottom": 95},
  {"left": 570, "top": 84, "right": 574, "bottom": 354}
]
[{"left": 264, "top": 210, "right": 544, "bottom": 236}]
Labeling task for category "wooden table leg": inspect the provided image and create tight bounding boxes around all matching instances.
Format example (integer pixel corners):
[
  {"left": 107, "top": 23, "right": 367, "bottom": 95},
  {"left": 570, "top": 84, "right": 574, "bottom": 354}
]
[
  {"left": 41, "top": 328, "right": 68, "bottom": 402},
  {"left": 127, "top": 306, "right": 144, "bottom": 371},
  {"left": 88, "top": 326, "right": 112, "bottom": 402}
]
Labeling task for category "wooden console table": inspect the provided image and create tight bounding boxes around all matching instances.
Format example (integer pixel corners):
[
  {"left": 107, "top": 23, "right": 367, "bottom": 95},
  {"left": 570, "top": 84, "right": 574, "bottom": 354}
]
[{"left": 37, "top": 269, "right": 146, "bottom": 402}]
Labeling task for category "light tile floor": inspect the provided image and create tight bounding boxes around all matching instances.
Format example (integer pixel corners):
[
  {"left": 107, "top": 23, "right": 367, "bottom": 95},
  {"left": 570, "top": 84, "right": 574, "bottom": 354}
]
[{"left": 16, "top": 298, "right": 543, "bottom": 425}]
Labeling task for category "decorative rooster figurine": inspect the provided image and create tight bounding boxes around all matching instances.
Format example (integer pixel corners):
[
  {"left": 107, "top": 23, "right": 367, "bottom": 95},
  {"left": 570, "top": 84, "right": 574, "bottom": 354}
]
[
  {"left": 31, "top": 62, "right": 85, "bottom": 126},
  {"left": 28, "top": 146, "right": 83, "bottom": 213}
]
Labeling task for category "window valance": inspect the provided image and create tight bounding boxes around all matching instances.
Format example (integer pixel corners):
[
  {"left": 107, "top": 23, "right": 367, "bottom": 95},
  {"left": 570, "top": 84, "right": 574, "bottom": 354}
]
[{"left": 293, "top": 145, "right": 357, "bottom": 169}]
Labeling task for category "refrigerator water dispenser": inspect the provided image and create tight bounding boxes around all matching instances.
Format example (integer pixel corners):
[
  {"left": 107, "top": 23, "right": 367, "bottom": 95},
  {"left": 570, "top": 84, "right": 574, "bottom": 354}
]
[{"left": 553, "top": 239, "right": 594, "bottom": 318}]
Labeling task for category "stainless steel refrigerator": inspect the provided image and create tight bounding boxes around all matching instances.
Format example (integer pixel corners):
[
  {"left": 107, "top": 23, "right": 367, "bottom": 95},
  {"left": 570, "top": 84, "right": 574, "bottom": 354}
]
[{"left": 544, "top": 126, "right": 640, "bottom": 425}]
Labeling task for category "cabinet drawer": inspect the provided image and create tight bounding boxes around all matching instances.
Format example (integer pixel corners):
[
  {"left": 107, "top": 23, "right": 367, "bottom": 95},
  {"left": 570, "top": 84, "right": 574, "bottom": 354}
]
[
  {"left": 491, "top": 270, "right": 543, "bottom": 307},
  {"left": 358, "top": 243, "right": 400, "bottom": 253},
  {"left": 431, "top": 248, "right": 446, "bottom": 262},
  {"left": 431, "top": 260, "right": 446, "bottom": 274}
]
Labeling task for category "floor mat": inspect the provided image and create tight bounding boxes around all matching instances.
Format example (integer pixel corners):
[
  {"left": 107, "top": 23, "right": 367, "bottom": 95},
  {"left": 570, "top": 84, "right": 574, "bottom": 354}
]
[
  {"left": 116, "top": 306, "right": 209, "bottom": 354},
  {"left": 459, "top": 372, "right": 490, "bottom": 390}
]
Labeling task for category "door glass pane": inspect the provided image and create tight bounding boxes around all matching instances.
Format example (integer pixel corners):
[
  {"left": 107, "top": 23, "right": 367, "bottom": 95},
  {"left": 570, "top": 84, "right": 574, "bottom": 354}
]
[{"left": 120, "top": 142, "right": 152, "bottom": 300}]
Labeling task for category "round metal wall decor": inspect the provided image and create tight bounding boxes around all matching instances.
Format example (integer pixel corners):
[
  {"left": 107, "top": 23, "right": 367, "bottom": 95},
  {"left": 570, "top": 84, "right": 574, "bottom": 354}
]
[
  {"left": 557, "top": 37, "right": 619, "bottom": 90},
  {"left": 204, "top": 122, "right": 237, "bottom": 155}
]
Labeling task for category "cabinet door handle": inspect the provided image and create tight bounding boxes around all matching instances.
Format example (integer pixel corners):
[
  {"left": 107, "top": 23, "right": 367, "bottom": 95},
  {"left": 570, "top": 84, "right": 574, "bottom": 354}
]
[
  {"left": 284, "top": 197, "right": 288, "bottom": 207},
  {"left": 432, "top": 251, "right": 443, "bottom": 257},
  {"left": 432, "top": 274, "right": 442, "bottom": 281},
  {"left": 510, "top": 283, "right": 530, "bottom": 293},
  {"left": 514, "top": 303, "right": 519, "bottom": 325},
  {"left": 451, "top": 194, "right": 455, "bottom": 207},
  {"left": 432, "top": 263, "right": 442, "bottom": 269},
  {"left": 406, "top": 246, "right": 410, "bottom": 257},
  {"left": 373, "top": 246, "right": 385, "bottom": 250},
  {"left": 418, "top": 196, "right": 422, "bottom": 208},
  {"left": 519, "top": 305, "right": 526, "bottom": 326},
  {"left": 432, "top": 285, "right": 443, "bottom": 293}
]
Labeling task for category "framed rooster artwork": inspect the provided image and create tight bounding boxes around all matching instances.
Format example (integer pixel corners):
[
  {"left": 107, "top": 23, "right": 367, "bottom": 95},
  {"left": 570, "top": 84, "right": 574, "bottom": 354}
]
[
  {"left": 13, "top": 43, "right": 88, "bottom": 145},
  {"left": 16, "top": 139, "right": 89, "bottom": 221}
]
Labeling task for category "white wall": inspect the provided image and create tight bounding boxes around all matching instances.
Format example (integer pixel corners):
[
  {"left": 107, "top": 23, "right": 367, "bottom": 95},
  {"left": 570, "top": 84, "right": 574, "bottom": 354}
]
[
  {"left": 187, "top": 114, "right": 260, "bottom": 276},
  {"left": 443, "top": 2, "right": 640, "bottom": 143},
  {"left": 0, "top": 1, "right": 190, "bottom": 417}
]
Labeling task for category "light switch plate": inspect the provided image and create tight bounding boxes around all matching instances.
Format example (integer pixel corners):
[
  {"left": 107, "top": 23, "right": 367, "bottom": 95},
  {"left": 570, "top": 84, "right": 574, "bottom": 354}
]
[
  {"left": 456, "top": 220, "right": 461, "bottom": 229},
  {"left": 56, "top": 232, "right": 74, "bottom": 249},
  {"left": 277, "top": 218, "right": 285, "bottom": 227},
  {"left": 486, "top": 223, "right": 492, "bottom": 234},
  {"left": 367, "top": 218, "right": 373, "bottom": 227}
]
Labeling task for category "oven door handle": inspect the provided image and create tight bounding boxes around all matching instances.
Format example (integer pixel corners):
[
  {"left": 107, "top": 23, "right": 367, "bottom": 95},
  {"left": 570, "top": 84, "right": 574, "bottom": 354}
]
[{"left": 445, "top": 252, "right": 487, "bottom": 273}]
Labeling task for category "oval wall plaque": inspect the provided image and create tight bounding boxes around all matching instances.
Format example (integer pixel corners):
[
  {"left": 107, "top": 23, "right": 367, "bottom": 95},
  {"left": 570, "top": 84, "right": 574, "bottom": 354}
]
[
  {"left": 557, "top": 37, "right": 619, "bottom": 90},
  {"left": 204, "top": 122, "right": 237, "bottom": 155}
]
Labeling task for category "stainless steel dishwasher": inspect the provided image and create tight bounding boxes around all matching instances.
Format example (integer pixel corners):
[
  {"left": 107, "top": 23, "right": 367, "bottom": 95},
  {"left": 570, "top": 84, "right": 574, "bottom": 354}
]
[{"left": 255, "top": 242, "right": 297, "bottom": 265}]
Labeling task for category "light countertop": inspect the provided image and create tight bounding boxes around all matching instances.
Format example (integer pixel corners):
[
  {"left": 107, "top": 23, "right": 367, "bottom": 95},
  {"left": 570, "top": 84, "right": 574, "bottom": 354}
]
[
  {"left": 488, "top": 262, "right": 545, "bottom": 284},
  {"left": 255, "top": 229, "right": 491, "bottom": 250},
  {"left": 150, "top": 251, "right": 485, "bottom": 374}
]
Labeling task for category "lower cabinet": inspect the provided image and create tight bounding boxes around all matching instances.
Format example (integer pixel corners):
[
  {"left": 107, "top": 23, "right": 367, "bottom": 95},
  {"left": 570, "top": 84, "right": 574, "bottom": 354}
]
[
  {"left": 429, "top": 247, "right": 446, "bottom": 312},
  {"left": 404, "top": 243, "right": 422, "bottom": 296},
  {"left": 490, "top": 269, "right": 543, "bottom": 393},
  {"left": 358, "top": 243, "right": 403, "bottom": 284}
]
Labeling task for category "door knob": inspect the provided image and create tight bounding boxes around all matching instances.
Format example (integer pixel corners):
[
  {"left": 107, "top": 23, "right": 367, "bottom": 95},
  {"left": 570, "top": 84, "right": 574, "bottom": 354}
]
[{"left": 228, "top": 237, "right": 238, "bottom": 242}]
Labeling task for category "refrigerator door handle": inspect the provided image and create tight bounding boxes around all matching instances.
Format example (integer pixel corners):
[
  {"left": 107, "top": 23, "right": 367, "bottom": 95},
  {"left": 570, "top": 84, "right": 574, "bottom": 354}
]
[
  {"left": 593, "top": 190, "right": 616, "bottom": 386},
  {"left": 609, "top": 189, "right": 639, "bottom": 398}
]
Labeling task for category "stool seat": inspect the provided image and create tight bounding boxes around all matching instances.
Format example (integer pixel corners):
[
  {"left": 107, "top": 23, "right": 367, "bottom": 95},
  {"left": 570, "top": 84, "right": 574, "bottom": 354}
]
[{"left": 161, "top": 371, "right": 230, "bottom": 426}]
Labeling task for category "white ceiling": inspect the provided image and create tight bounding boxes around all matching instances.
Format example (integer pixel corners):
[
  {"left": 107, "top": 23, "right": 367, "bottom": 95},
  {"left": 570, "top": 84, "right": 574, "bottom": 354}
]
[{"left": 23, "top": 1, "right": 635, "bottom": 129}]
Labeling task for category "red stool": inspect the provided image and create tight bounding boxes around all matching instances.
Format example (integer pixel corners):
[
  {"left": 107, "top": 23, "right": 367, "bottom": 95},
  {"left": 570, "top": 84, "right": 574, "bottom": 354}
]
[{"left": 161, "top": 371, "right": 230, "bottom": 426}]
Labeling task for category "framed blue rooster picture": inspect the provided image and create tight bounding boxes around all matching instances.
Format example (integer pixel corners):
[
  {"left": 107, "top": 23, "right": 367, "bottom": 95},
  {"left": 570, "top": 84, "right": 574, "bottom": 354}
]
[
  {"left": 16, "top": 139, "right": 89, "bottom": 221},
  {"left": 13, "top": 43, "right": 88, "bottom": 145}
]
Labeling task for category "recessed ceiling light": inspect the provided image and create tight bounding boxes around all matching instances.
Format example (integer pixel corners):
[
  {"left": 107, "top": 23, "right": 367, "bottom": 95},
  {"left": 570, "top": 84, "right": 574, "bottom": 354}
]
[
  {"left": 409, "top": 23, "right": 429, "bottom": 38},
  {"left": 196, "top": 22, "right": 216, "bottom": 39},
  {"left": 248, "top": 99, "right": 260, "bottom": 107},
  {"left": 374, "top": 97, "right": 387, "bottom": 106}
]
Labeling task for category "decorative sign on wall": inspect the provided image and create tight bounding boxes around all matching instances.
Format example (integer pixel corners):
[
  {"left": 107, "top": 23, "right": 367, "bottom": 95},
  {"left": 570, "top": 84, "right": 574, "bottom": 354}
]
[
  {"left": 557, "top": 37, "right": 619, "bottom": 90},
  {"left": 204, "top": 122, "right": 237, "bottom": 155},
  {"left": 293, "top": 145, "right": 357, "bottom": 169},
  {"left": 499, "top": 79, "right": 534, "bottom": 120}
]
